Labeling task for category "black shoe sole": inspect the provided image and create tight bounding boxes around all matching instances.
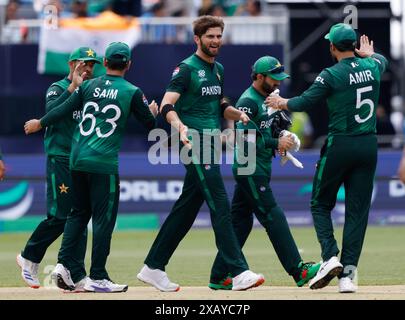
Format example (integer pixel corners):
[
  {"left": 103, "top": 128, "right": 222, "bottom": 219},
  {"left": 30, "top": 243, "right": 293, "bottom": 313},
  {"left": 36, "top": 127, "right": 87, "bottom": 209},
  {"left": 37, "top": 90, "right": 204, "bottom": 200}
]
[
  {"left": 52, "top": 273, "right": 75, "bottom": 291},
  {"left": 310, "top": 266, "right": 343, "bottom": 290}
]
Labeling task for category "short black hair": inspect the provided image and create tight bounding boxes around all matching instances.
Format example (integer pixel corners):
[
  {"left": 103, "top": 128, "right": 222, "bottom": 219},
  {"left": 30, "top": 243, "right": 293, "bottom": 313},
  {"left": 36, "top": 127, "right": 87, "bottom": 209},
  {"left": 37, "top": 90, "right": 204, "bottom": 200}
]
[
  {"left": 334, "top": 40, "right": 357, "bottom": 52},
  {"left": 251, "top": 72, "right": 259, "bottom": 81},
  {"left": 106, "top": 59, "right": 129, "bottom": 70}
]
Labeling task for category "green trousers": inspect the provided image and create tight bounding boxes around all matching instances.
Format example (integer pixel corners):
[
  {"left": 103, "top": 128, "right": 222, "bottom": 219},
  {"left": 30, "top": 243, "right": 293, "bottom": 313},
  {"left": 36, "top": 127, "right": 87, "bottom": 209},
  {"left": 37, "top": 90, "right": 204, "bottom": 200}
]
[
  {"left": 58, "top": 170, "right": 119, "bottom": 281},
  {"left": 22, "top": 156, "right": 87, "bottom": 283},
  {"left": 311, "top": 134, "right": 377, "bottom": 278},
  {"left": 210, "top": 175, "right": 302, "bottom": 283},
  {"left": 144, "top": 161, "right": 248, "bottom": 277}
]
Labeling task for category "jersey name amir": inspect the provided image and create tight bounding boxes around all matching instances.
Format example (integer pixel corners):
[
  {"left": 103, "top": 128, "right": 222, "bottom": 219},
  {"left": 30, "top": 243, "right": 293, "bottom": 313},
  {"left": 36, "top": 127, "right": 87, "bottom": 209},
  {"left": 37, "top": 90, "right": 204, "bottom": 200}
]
[{"left": 349, "top": 70, "right": 375, "bottom": 85}]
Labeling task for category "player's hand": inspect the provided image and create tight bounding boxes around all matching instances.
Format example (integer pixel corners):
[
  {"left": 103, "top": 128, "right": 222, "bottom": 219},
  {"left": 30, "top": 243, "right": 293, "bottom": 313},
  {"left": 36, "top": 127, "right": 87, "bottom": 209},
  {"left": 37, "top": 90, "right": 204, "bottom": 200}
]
[
  {"left": 149, "top": 100, "right": 158, "bottom": 117},
  {"left": 265, "top": 95, "right": 288, "bottom": 110},
  {"left": 278, "top": 134, "right": 294, "bottom": 151},
  {"left": 398, "top": 155, "right": 405, "bottom": 184},
  {"left": 0, "top": 160, "right": 5, "bottom": 181},
  {"left": 239, "top": 112, "right": 250, "bottom": 125},
  {"left": 179, "top": 124, "right": 191, "bottom": 149},
  {"left": 71, "top": 61, "right": 87, "bottom": 89},
  {"left": 355, "top": 35, "right": 375, "bottom": 58},
  {"left": 24, "top": 119, "right": 42, "bottom": 134}
]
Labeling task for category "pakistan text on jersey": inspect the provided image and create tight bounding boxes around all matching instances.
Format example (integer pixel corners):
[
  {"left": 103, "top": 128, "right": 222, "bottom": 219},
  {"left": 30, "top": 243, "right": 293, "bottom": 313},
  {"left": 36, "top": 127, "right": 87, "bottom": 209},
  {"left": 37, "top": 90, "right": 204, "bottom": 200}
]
[
  {"left": 201, "top": 86, "right": 221, "bottom": 96},
  {"left": 260, "top": 119, "right": 272, "bottom": 129},
  {"left": 72, "top": 110, "right": 82, "bottom": 120},
  {"left": 93, "top": 88, "right": 118, "bottom": 99}
]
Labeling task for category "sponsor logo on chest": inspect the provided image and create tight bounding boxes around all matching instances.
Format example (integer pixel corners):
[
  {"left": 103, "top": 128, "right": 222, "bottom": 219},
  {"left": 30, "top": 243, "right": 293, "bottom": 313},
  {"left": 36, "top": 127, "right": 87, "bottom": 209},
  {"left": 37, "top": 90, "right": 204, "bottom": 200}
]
[{"left": 47, "top": 90, "right": 58, "bottom": 98}]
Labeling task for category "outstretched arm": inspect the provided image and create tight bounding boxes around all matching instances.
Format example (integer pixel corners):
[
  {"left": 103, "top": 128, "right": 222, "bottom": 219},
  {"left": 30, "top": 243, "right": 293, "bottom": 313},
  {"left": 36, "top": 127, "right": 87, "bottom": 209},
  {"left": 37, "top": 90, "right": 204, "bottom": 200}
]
[{"left": 24, "top": 62, "right": 87, "bottom": 134}]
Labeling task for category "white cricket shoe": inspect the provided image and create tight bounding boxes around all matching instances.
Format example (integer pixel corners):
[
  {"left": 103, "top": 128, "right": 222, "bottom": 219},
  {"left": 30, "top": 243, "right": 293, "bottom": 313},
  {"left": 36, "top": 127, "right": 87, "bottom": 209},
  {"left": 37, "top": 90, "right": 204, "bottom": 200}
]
[
  {"left": 63, "top": 276, "right": 89, "bottom": 293},
  {"left": 309, "top": 256, "right": 343, "bottom": 290},
  {"left": 51, "top": 263, "right": 75, "bottom": 291},
  {"left": 232, "top": 270, "right": 265, "bottom": 291},
  {"left": 16, "top": 254, "right": 40, "bottom": 289},
  {"left": 137, "top": 265, "right": 180, "bottom": 292},
  {"left": 339, "top": 277, "right": 357, "bottom": 293},
  {"left": 84, "top": 278, "right": 128, "bottom": 293}
]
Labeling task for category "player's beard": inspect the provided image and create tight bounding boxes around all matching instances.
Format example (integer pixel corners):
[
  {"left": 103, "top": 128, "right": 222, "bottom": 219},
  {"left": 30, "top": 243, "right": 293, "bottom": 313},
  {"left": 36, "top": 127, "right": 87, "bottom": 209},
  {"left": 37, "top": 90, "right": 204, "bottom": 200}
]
[
  {"left": 262, "top": 80, "right": 277, "bottom": 95},
  {"left": 330, "top": 49, "right": 338, "bottom": 63},
  {"left": 201, "top": 41, "right": 219, "bottom": 57}
]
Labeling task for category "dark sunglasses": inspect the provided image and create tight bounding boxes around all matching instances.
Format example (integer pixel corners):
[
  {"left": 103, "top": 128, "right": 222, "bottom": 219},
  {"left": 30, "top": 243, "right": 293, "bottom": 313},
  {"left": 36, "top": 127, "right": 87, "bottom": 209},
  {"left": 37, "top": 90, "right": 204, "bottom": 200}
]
[{"left": 268, "top": 65, "right": 285, "bottom": 74}]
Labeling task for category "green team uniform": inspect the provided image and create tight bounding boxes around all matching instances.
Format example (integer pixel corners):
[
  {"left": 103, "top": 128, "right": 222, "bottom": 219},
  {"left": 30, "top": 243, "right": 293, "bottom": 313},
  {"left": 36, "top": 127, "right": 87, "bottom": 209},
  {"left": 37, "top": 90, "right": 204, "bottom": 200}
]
[
  {"left": 209, "top": 85, "right": 311, "bottom": 284},
  {"left": 40, "top": 74, "right": 156, "bottom": 280},
  {"left": 144, "top": 54, "right": 249, "bottom": 277},
  {"left": 287, "top": 53, "right": 388, "bottom": 277},
  {"left": 21, "top": 78, "right": 87, "bottom": 283}
]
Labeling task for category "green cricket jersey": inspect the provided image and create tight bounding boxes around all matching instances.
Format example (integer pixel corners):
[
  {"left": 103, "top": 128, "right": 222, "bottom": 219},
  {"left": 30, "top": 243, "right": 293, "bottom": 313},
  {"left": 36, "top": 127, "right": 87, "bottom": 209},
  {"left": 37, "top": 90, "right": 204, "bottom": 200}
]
[
  {"left": 288, "top": 53, "right": 388, "bottom": 136},
  {"left": 167, "top": 54, "right": 224, "bottom": 132},
  {"left": 233, "top": 86, "right": 279, "bottom": 177},
  {"left": 41, "top": 74, "right": 156, "bottom": 174},
  {"left": 44, "top": 77, "right": 81, "bottom": 157}
]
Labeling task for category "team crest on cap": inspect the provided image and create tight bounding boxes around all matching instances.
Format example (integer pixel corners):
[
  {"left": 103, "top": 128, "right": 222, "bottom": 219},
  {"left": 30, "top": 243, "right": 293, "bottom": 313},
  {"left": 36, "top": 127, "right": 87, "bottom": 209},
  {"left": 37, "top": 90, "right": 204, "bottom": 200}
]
[
  {"left": 86, "top": 48, "right": 95, "bottom": 57},
  {"left": 172, "top": 67, "right": 180, "bottom": 77}
]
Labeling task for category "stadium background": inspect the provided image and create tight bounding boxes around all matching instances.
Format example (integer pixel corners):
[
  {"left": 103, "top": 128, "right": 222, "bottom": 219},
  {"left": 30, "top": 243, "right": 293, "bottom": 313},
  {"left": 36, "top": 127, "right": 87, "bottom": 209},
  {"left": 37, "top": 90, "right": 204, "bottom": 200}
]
[{"left": 0, "top": 0, "right": 405, "bottom": 296}]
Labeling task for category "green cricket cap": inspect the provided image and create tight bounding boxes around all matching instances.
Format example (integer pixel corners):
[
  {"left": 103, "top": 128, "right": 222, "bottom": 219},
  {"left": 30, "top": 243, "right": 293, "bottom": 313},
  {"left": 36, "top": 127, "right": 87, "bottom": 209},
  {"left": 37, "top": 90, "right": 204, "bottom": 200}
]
[
  {"left": 105, "top": 42, "right": 131, "bottom": 62},
  {"left": 325, "top": 23, "right": 357, "bottom": 46},
  {"left": 68, "top": 47, "right": 100, "bottom": 63},
  {"left": 252, "top": 56, "right": 289, "bottom": 81}
]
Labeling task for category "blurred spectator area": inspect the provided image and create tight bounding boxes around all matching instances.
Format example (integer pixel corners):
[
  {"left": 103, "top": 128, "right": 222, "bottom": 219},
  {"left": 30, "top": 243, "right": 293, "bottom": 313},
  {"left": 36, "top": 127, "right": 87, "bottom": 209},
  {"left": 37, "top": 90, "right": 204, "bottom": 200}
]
[{"left": 0, "top": 1, "right": 288, "bottom": 44}]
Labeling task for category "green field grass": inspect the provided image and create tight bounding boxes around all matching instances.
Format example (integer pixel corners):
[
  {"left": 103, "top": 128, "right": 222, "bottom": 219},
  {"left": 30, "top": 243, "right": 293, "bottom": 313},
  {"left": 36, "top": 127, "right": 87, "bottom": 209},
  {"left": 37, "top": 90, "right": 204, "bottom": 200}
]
[{"left": 1, "top": 226, "right": 405, "bottom": 287}]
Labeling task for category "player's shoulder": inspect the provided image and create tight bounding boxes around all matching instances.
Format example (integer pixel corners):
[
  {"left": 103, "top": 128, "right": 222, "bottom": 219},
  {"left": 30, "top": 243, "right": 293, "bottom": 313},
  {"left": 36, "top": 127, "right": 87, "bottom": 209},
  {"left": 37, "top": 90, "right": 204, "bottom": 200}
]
[
  {"left": 48, "top": 77, "right": 68, "bottom": 90},
  {"left": 318, "top": 66, "right": 335, "bottom": 80},
  {"left": 119, "top": 78, "right": 142, "bottom": 96}
]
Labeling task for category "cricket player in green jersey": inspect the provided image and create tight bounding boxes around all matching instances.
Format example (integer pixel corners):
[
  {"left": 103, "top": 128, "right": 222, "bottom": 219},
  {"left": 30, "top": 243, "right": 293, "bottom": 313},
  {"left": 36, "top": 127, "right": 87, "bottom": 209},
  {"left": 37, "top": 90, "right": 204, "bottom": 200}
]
[
  {"left": 17, "top": 47, "right": 99, "bottom": 290},
  {"left": 0, "top": 147, "right": 5, "bottom": 180},
  {"left": 267, "top": 23, "right": 388, "bottom": 293},
  {"left": 24, "top": 42, "right": 157, "bottom": 293},
  {"left": 137, "top": 15, "right": 265, "bottom": 292},
  {"left": 209, "top": 56, "right": 321, "bottom": 290}
]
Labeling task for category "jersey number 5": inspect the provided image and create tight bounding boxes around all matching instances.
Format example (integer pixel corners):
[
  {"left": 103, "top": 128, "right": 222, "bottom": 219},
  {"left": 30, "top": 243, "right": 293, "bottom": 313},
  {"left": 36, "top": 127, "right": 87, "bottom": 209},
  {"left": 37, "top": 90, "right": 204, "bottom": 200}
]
[
  {"left": 354, "top": 86, "right": 374, "bottom": 124},
  {"left": 79, "top": 101, "right": 121, "bottom": 138}
]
